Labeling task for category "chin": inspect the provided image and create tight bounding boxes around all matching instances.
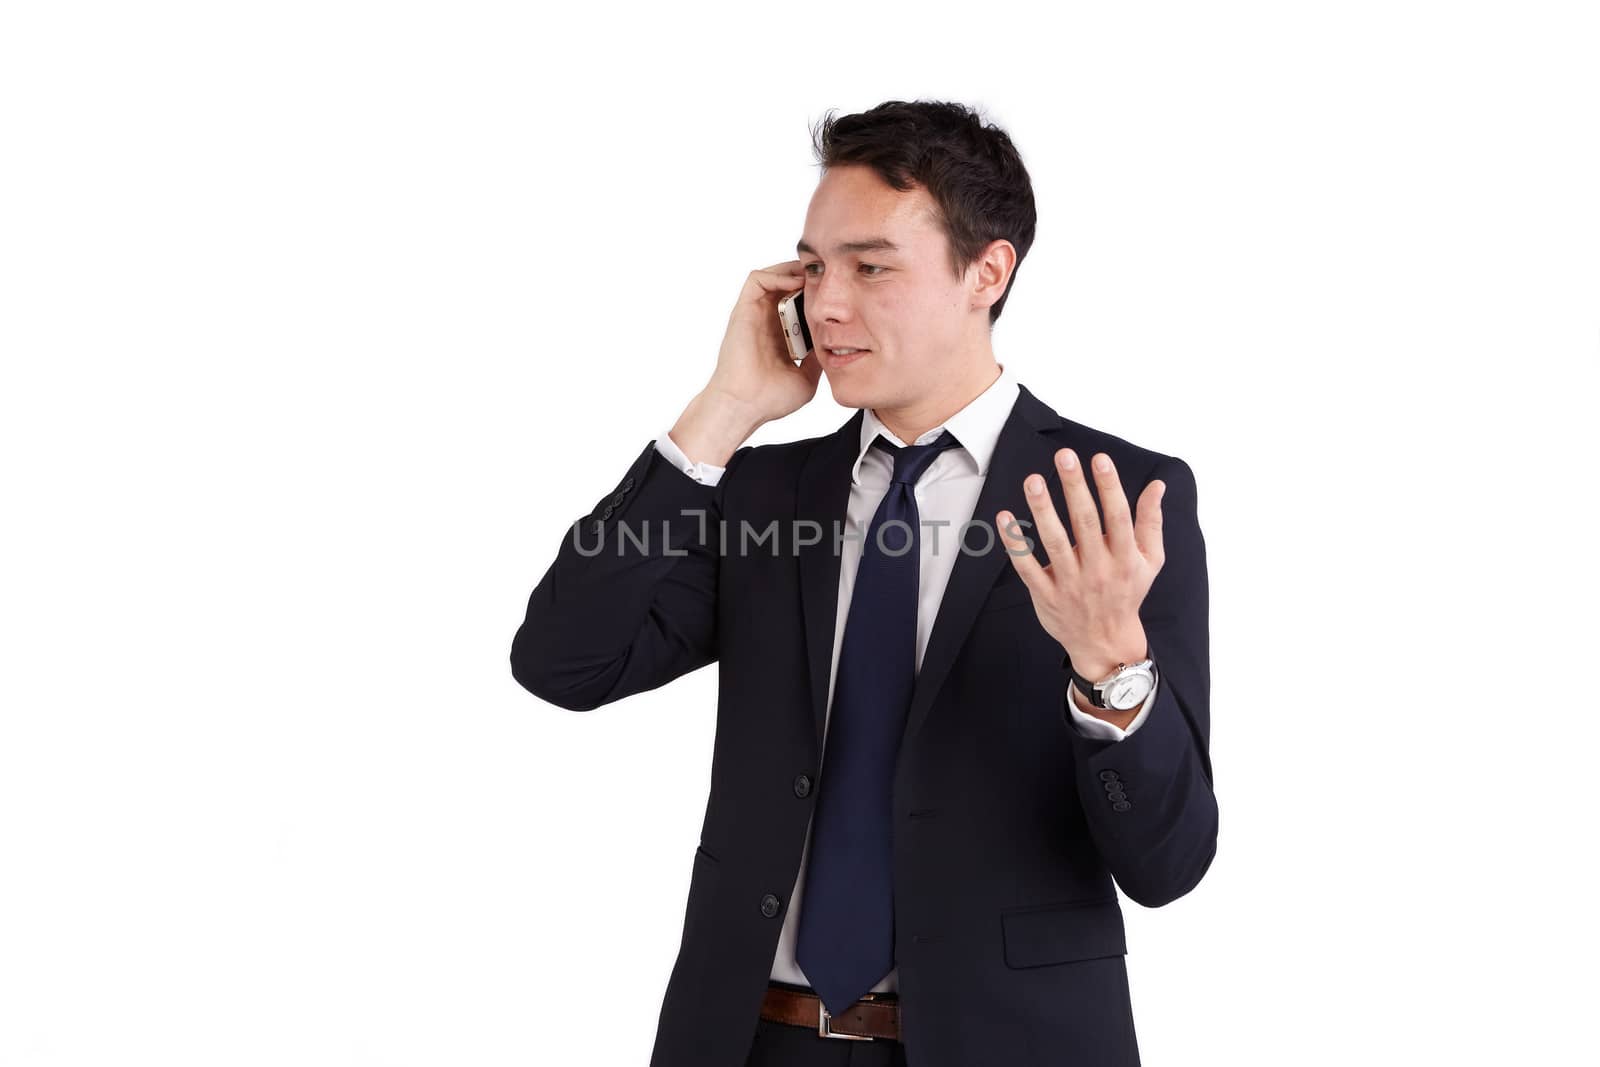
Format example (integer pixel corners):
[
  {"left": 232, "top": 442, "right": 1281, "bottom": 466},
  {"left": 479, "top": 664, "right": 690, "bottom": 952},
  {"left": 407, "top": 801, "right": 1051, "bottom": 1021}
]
[{"left": 824, "top": 375, "right": 877, "bottom": 410}]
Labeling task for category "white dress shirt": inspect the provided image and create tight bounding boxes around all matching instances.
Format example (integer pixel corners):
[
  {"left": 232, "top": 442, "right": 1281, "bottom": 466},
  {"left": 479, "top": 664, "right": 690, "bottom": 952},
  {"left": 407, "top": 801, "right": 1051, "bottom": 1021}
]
[{"left": 652, "top": 361, "right": 1157, "bottom": 995}]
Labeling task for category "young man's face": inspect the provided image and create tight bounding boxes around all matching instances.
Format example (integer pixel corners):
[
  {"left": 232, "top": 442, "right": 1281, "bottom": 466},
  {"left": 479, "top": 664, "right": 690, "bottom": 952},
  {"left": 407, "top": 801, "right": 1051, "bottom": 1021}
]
[{"left": 797, "top": 164, "right": 989, "bottom": 414}]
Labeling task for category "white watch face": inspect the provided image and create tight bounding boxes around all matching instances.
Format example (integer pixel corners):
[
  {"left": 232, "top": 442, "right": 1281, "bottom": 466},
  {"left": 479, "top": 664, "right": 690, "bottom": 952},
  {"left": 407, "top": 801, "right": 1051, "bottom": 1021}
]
[{"left": 1106, "top": 671, "right": 1154, "bottom": 711}]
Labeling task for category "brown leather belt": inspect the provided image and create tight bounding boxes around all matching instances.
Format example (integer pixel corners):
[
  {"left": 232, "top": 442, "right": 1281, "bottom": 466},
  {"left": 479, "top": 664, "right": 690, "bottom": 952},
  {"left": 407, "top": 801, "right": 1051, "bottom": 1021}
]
[{"left": 760, "top": 982, "right": 901, "bottom": 1041}]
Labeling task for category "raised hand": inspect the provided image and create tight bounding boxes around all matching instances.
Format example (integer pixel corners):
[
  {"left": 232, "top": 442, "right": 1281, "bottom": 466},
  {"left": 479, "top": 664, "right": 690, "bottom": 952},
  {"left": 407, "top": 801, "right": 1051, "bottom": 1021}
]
[{"left": 995, "top": 448, "right": 1166, "bottom": 684}]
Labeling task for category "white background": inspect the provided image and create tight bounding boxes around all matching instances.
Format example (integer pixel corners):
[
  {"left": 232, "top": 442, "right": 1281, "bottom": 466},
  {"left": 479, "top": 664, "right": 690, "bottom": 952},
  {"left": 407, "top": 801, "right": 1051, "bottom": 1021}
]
[{"left": 3, "top": 2, "right": 1597, "bottom": 1064}]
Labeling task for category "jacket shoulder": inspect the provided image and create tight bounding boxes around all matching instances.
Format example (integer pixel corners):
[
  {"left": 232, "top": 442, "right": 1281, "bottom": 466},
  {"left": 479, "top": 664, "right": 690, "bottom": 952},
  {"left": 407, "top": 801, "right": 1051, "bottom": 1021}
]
[
  {"left": 723, "top": 424, "right": 842, "bottom": 482},
  {"left": 1043, "top": 412, "right": 1190, "bottom": 479}
]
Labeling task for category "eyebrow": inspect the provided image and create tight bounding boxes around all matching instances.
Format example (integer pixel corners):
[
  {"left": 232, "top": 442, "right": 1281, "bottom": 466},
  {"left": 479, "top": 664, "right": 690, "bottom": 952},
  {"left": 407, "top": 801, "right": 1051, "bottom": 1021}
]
[{"left": 796, "top": 237, "right": 903, "bottom": 256}]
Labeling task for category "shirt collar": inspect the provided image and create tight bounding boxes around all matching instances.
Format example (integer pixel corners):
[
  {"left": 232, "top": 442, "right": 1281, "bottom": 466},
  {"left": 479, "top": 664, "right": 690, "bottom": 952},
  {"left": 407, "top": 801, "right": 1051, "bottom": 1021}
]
[{"left": 850, "top": 361, "right": 1019, "bottom": 486}]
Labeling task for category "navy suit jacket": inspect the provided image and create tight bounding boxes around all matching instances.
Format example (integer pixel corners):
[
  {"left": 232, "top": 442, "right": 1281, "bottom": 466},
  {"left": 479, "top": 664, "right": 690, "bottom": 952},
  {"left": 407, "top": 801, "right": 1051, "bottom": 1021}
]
[{"left": 510, "top": 383, "right": 1217, "bottom": 1067}]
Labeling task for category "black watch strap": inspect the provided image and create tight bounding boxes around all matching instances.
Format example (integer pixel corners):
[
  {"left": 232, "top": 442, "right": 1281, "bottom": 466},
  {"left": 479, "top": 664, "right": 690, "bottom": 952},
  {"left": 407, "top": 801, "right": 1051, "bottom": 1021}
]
[{"left": 1061, "top": 650, "right": 1109, "bottom": 708}]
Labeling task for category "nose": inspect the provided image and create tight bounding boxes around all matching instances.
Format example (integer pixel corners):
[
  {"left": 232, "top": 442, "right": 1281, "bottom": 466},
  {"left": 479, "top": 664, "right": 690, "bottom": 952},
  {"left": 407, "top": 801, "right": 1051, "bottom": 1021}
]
[{"left": 806, "top": 265, "right": 852, "bottom": 327}]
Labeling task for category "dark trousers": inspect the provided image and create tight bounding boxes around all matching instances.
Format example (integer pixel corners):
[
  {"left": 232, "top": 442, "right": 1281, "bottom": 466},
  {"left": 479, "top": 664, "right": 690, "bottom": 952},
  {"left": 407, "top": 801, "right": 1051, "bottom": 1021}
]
[{"left": 743, "top": 983, "right": 909, "bottom": 1066}]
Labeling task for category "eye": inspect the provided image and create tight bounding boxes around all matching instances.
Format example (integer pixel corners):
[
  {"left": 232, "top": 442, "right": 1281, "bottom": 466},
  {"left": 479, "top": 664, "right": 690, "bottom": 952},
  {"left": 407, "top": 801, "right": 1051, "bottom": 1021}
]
[{"left": 801, "top": 262, "right": 887, "bottom": 277}]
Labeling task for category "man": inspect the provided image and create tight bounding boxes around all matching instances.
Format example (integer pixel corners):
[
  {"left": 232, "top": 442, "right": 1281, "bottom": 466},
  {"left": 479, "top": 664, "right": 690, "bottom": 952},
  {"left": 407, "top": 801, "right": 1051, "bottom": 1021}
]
[{"left": 510, "top": 100, "right": 1216, "bottom": 1067}]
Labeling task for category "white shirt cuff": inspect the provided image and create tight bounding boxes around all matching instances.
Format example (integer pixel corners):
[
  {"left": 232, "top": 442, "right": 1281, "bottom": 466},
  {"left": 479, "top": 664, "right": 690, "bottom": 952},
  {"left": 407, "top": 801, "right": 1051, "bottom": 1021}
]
[
  {"left": 654, "top": 430, "right": 727, "bottom": 487},
  {"left": 1066, "top": 673, "right": 1157, "bottom": 741}
]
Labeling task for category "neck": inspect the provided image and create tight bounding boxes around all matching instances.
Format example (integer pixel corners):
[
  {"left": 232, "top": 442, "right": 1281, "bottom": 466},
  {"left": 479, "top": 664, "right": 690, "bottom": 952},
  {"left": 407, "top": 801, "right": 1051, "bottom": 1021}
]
[{"left": 874, "top": 361, "right": 1002, "bottom": 445}]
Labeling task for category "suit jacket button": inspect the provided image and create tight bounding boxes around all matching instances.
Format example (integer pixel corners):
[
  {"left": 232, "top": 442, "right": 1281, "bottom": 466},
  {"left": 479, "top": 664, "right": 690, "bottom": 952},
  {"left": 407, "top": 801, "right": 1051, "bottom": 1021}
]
[
  {"left": 1099, "top": 770, "right": 1120, "bottom": 782},
  {"left": 760, "top": 894, "right": 782, "bottom": 918},
  {"left": 1108, "top": 790, "right": 1127, "bottom": 803},
  {"left": 622, "top": 477, "right": 635, "bottom": 491},
  {"left": 793, "top": 774, "right": 812, "bottom": 798},
  {"left": 601, "top": 505, "right": 614, "bottom": 519},
  {"left": 1112, "top": 800, "right": 1132, "bottom": 812},
  {"left": 1103, "top": 780, "right": 1122, "bottom": 792}
]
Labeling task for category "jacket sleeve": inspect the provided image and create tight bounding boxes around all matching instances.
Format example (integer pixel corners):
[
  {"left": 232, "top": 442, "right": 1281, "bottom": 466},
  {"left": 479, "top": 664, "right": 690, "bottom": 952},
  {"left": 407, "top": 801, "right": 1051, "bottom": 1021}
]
[
  {"left": 1063, "top": 454, "right": 1218, "bottom": 907},
  {"left": 509, "top": 438, "right": 752, "bottom": 711}
]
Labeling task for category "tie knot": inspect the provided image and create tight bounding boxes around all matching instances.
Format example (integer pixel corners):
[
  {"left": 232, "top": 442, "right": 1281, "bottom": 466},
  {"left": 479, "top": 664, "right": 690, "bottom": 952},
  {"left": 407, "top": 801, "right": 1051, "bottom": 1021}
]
[{"left": 873, "top": 429, "right": 961, "bottom": 486}]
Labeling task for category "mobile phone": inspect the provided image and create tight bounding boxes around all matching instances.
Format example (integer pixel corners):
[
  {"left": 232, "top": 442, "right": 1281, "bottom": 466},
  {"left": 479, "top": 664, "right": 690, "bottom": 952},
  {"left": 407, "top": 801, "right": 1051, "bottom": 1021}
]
[{"left": 777, "top": 289, "right": 812, "bottom": 364}]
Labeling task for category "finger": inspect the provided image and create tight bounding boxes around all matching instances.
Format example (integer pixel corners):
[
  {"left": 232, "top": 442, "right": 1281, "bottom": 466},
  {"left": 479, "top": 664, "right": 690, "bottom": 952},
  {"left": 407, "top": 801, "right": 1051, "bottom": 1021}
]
[
  {"left": 744, "top": 266, "right": 806, "bottom": 302},
  {"left": 1134, "top": 479, "right": 1166, "bottom": 569},
  {"left": 1053, "top": 448, "right": 1107, "bottom": 565},
  {"left": 994, "top": 507, "right": 1050, "bottom": 592},
  {"left": 758, "top": 261, "right": 806, "bottom": 286},
  {"left": 1089, "top": 453, "right": 1135, "bottom": 556},
  {"left": 1020, "top": 469, "right": 1079, "bottom": 576}
]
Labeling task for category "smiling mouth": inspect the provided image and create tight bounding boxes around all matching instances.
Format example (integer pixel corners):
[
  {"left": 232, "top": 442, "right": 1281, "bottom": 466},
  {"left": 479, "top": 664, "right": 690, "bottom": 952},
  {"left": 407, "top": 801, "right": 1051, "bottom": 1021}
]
[{"left": 824, "top": 347, "right": 870, "bottom": 364}]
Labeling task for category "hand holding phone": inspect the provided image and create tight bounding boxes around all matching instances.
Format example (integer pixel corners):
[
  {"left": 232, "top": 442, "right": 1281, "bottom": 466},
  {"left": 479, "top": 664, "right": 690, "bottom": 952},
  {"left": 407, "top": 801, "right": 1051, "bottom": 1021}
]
[{"left": 699, "top": 261, "right": 822, "bottom": 430}]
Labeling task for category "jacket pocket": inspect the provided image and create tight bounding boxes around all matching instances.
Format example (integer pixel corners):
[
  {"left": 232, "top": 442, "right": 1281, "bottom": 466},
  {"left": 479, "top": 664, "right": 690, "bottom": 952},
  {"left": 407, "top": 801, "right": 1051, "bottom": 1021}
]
[{"left": 1000, "top": 897, "right": 1126, "bottom": 968}]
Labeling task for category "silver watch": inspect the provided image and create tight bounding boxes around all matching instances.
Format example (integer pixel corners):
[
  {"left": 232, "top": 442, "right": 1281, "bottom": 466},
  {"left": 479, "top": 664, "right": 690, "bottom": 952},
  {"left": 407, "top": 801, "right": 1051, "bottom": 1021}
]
[{"left": 1070, "top": 656, "right": 1158, "bottom": 711}]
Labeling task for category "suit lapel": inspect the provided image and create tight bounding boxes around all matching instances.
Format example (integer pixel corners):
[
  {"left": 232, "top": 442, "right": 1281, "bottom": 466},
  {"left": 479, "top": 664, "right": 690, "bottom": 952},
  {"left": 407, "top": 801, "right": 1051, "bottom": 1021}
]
[
  {"left": 901, "top": 384, "right": 1061, "bottom": 743},
  {"left": 795, "top": 385, "right": 1064, "bottom": 753},
  {"left": 797, "top": 409, "right": 864, "bottom": 751}
]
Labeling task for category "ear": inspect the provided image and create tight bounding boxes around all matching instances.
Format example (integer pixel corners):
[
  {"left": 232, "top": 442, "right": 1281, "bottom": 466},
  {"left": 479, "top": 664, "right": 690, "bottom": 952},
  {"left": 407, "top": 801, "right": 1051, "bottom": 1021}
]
[{"left": 969, "top": 238, "right": 1017, "bottom": 312}]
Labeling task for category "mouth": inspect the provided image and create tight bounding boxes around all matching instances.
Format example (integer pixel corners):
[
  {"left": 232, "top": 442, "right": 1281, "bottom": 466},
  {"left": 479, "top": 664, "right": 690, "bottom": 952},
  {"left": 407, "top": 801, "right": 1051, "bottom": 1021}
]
[{"left": 823, "top": 346, "right": 870, "bottom": 367}]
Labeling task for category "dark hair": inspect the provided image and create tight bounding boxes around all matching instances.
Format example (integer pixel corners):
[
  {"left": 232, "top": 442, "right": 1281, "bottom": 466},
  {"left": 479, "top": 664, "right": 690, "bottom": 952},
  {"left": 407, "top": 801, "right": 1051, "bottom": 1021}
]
[{"left": 808, "top": 100, "right": 1037, "bottom": 326}]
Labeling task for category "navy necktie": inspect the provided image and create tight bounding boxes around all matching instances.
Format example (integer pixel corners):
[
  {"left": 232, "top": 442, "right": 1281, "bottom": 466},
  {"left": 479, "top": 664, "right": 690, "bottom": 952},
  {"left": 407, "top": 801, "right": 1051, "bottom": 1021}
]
[{"left": 796, "top": 428, "right": 962, "bottom": 1018}]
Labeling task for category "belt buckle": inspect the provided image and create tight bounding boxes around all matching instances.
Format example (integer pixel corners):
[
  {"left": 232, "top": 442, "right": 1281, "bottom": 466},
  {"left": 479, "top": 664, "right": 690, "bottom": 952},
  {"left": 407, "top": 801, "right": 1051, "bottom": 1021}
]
[{"left": 817, "top": 995, "right": 877, "bottom": 1041}]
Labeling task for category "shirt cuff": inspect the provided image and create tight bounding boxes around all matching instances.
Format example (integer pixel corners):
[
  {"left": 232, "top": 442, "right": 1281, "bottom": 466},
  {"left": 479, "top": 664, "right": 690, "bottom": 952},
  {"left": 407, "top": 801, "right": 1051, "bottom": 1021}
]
[
  {"left": 1065, "top": 672, "right": 1157, "bottom": 741},
  {"left": 654, "top": 430, "right": 727, "bottom": 487}
]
